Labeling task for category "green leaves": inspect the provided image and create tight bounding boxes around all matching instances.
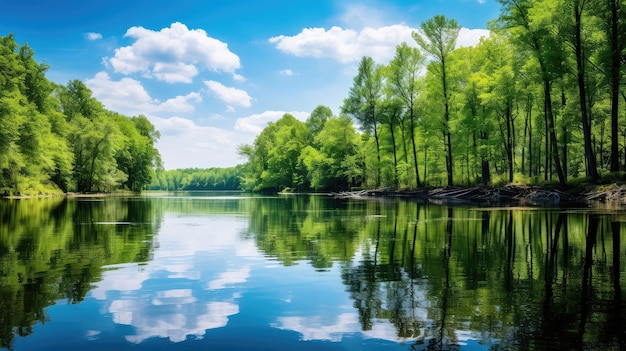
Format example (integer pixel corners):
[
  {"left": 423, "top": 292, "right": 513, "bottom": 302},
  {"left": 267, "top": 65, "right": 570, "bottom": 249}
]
[{"left": 0, "top": 35, "right": 161, "bottom": 195}]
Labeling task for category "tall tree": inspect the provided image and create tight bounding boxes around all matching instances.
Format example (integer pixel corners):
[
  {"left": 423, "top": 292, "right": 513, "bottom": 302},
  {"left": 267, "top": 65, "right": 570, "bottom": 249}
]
[
  {"left": 306, "top": 105, "right": 333, "bottom": 141},
  {"left": 413, "top": 15, "right": 460, "bottom": 186},
  {"left": 239, "top": 114, "right": 309, "bottom": 192},
  {"left": 497, "top": 0, "right": 567, "bottom": 185},
  {"left": 301, "top": 115, "right": 362, "bottom": 191},
  {"left": 593, "top": 0, "right": 625, "bottom": 172},
  {"left": 567, "top": 0, "right": 599, "bottom": 180},
  {"left": 379, "top": 98, "right": 404, "bottom": 187},
  {"left": 475, "top": 34, "right": 519, "bottom": 182},
  {"left": 342, "top": 57, "right": 383, "bottom": 187},
  {"left": 114, "top": 114, "right": 161, "bottom": 193},
  {"left": 387, "top": 42, "right": 425, "bottom": 187}
]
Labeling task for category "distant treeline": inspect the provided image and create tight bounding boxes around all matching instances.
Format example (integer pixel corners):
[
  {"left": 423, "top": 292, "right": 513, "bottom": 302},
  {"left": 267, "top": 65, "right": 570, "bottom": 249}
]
[
  {"left": 0, "top": 34, "right": 161, "bottom": 196},
  {"left": 148, "top": 166, "right": 244, "bottom": 191}
]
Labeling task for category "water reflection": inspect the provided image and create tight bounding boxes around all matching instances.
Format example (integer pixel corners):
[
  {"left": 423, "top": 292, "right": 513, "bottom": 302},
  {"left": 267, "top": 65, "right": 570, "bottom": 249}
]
[
  {"left": 0, "top": 197, "right": 159, "bottom": 349},
  {"left": 90, "top": 214, "right": 256, "bottom": 344},
  {"left": 1, "top": 194, "right": 625, "bottom": 350}
]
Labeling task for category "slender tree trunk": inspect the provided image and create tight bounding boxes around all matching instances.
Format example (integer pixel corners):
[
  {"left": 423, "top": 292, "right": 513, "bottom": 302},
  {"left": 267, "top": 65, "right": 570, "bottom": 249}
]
[
  {"left": 544, "top": 79, "right": 566, "bottom": 185},
  {"left": 399, "top": 119, "right": 409, "bottom": 164},
  {"left": 528, "top": 98, "right": 534, "bottom": 177},
  {"left": 609, "top": 0, "right": 621, "bottom": 172},
  {"left": 423, "top": 146, "right": 428, "bottom": 185},
  {"left": 442, "top": 57, "right": 453, "bottom": 186},
  {"left": 561, "top": 87, "right": 568, "bottom": 181},
  {"left": 409, "top": 106, "right": 421, "bottom": 187},
  {"left": 522, "top": 103, "right": 529, "bottom": 175},
  {"left": 506, "top": 103, "right": 514, "bottom": 182},
  {"left": 573, "top": 0, "right": 599, "bottom": 180},
  {"left": 373, "top": 122, "right": 381, "bottom": 187},
  {"left": 543, "top": 99, "right": 551, "bottom": 181},
  {"left": 389, "top": 122, "right": 399, "bottom": 187}
]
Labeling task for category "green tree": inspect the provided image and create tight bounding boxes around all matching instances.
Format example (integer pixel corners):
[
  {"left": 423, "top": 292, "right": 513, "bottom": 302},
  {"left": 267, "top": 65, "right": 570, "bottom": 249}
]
[
  {"left": 497, "top": 0, "right": 567, "bottom": 184},
  {"left": 413, "top": 15, "right": 460, "bottom": 186},
  {"left": 472, "top": 34, "right": 519, "bottom": 182},
  {"left": 239, "top": 114, "right": 309, "bottom": 192},
  {"left": 386, "top": 42, "right": 425, "bottom": 187},
  {"left": 342, "top": 57, "right": 384, "bottom": 187},
  {"left": 301, "top": 115, "right": 363, "bottom": 191},
  {"left": 307, "top": 105, "right": 333, "bottom": 141},
  {"left": 114, "top": 115, "right": 161, "bottom": 193},
  {"left": 591, "top": 0, "right": 626, "bottom": 172}
]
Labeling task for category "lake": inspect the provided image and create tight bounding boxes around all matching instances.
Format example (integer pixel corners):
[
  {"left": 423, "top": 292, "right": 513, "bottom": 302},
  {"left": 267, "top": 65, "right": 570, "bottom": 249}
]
[{"left": 0, "top": 192, "right": 624, "bottom": 350}]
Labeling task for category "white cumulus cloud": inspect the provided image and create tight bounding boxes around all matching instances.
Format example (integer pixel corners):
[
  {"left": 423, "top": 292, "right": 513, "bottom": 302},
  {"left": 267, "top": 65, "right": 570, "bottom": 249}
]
[
  {"left": 457, "top": 28, "right": 491, "bottom": 47},
  {"left": 85, "top": 72, "right": 202, "bottom": 116},
  {"left": 156, "top": 92, "right": 203, "bottom": 113},
  {"left": 234, "top": 110, "right": 309, "bottom": 134},
  {"left": 107, "top": 22, "right": 241, "bottom": 83},
  {"left": 204, "top": 80, "right": 252, "bottom": 108},
  {"left": 278, "top": 69, "right": 293, "bottom": 76},
  {"left": 85, "top": 32, "right": 103, "bottom": 40},
  {"left": 270, "top": 25, "right": 490, "bottom": 64},
  {"left": 269, "top": 25, "right": 414, "bottom": 63},
  {"left": 149, "top": 116, "right": 253, "bottom": 168}
]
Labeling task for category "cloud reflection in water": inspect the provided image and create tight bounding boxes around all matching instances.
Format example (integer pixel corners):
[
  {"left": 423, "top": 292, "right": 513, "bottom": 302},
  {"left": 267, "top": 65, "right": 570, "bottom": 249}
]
[{"left": 90, "top": 215, "right": 255, "bottom": 343}]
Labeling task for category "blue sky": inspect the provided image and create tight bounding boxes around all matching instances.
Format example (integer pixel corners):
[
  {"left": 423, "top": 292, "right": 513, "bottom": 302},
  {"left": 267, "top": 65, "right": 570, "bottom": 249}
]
[{"left": 1, "top": 0, "right": 500, "bottom": 169}]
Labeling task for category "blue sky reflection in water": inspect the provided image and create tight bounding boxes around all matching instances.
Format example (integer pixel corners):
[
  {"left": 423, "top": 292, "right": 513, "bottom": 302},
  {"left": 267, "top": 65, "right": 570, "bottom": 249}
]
[
  {"left": 7, "top": 203, "right": 464, "bottom": 351},
  {"left": 4, "top": 194, "right": 624, "bottom": 350}
]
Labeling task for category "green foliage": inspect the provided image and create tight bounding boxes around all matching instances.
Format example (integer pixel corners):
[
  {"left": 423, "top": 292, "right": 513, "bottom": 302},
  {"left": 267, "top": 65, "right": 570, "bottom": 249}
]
[
  {"left": 239, "top": 114, "right": 310, "bottom": 192},
  {"left": 0, "top": 197, "right": 160, "bottom": 348},
  {"left": 302, "top": 115, "right": 363, "bottom": 191},
  {"left": 148, "top": 165, "right": 244, "bottom": 191},
  {"left": 0, "top": 35, "right": 161, "bottom": 195}
]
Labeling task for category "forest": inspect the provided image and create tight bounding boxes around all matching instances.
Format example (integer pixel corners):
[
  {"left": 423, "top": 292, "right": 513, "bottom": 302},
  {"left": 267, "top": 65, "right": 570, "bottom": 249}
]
[
  {"left": 0, "top": 34, "right": 161, "bottom": 196},
  {"left": 2, "top": 0, "right": 626, "bottom": 195},
  {"left": 148, "top": 166, "right": 244, "bottom": 191},
  {"left": 239, "top": 0, "right": 626, "bottom": 192}
]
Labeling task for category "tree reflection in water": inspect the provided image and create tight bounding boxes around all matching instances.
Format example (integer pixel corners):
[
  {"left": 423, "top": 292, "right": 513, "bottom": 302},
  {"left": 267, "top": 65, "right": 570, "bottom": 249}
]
[
  {"left": 246, "top": 197, "right": 626, "bottom": 350},
  {"left": 2, "top": 195, "right": 626, "bottom": 350}
]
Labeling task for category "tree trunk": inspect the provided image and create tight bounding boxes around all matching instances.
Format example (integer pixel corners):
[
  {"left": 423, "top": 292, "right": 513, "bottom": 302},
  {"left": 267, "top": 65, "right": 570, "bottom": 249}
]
[
  {"left": 609, "top": 0, "right": 621, "bottom": 172},
  {"left": 409, "top": 106, "right": 421, "bottom": 187},
  {"left": 373, "top": 122, "right": 381, "bottom": 187},
  {"left": 442, "top": 57, "right": 453, "bottom": 186},
  {"left": 506, "top": 103, "right": 514, "bottom": 182},
  {"left": 544, "top": 79, "right": 566, "bottom": 185},
  {"left": 573, "top": 0, "right": 599, "bottom": 180},
  {"left": 388, "top": 122, "right": 399, "bottom": 187}
]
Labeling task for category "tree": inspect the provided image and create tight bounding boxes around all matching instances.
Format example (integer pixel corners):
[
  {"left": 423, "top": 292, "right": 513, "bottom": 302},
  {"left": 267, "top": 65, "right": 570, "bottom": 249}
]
[
  {"left": 301, "top": 115, "right": 362, "bottom": 191},
  {"left": 387, "top": 42, "right": 425, "bottom": 187},
  {"left": 342, "top": 56, "right": 384, "bottom": 187},
  {"left": 592, "top": 0, "right": 626, "bottom": 172},
  {"left": 379, "top": 97, "right": 404, "bottom": 187},
  {"left": 452, "top": 43, "right": 494, "bottom": 184},
  {"left": 413, "top": 15, "right": 460, "bottom": 186},
  {"left": 566, "top": 0, "right": 599, "bottom": 180},
  {"left": 497, "top": 0, "right": 567, "bottom": 185},
  {"left": 114, "top": 115, "right": 161, "bottom": 193},
  {"left": 239, "top": 114, "right": 309, "bottom": 192},
  {"left": 58, "top": 81, "right": 126, "bottom": 193},
  {"left": 473, "top": 34, "right": 519, "bottom": 183},
  {"left": 307, "top": 105, "right": 333, "bottom": 141}
]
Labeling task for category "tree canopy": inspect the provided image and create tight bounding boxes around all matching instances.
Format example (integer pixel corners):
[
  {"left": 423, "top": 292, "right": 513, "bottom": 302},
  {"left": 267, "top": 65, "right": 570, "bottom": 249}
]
[
  {"left": 240, "top": 3, "right": 626, "bottom": 191},
  {"left": 0, "top": 35, "right": 161, "bottom": 195}
]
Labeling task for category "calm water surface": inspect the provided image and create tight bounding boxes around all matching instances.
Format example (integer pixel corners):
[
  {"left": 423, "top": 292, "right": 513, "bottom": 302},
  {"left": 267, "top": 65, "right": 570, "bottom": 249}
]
[{"left": 1, "top": 192, "right": 625, "bottom": 350}]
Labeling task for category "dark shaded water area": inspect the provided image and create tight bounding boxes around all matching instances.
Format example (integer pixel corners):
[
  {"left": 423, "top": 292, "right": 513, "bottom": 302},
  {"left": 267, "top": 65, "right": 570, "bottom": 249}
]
[{"left": 1, "top": 192, "right": 625, "bottom": 350}]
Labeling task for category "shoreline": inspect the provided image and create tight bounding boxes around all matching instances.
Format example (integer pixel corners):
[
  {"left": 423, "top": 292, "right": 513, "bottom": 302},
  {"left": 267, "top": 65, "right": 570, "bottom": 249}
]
[
  {"left": 2, "top": 192, "right": 133, "bottom": 200},
  {"left": 330, "top": 183, "right": 626, "bottom": 207},
  {"left": 5, "top": 184, "right": 626, "bottom": 207}
]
